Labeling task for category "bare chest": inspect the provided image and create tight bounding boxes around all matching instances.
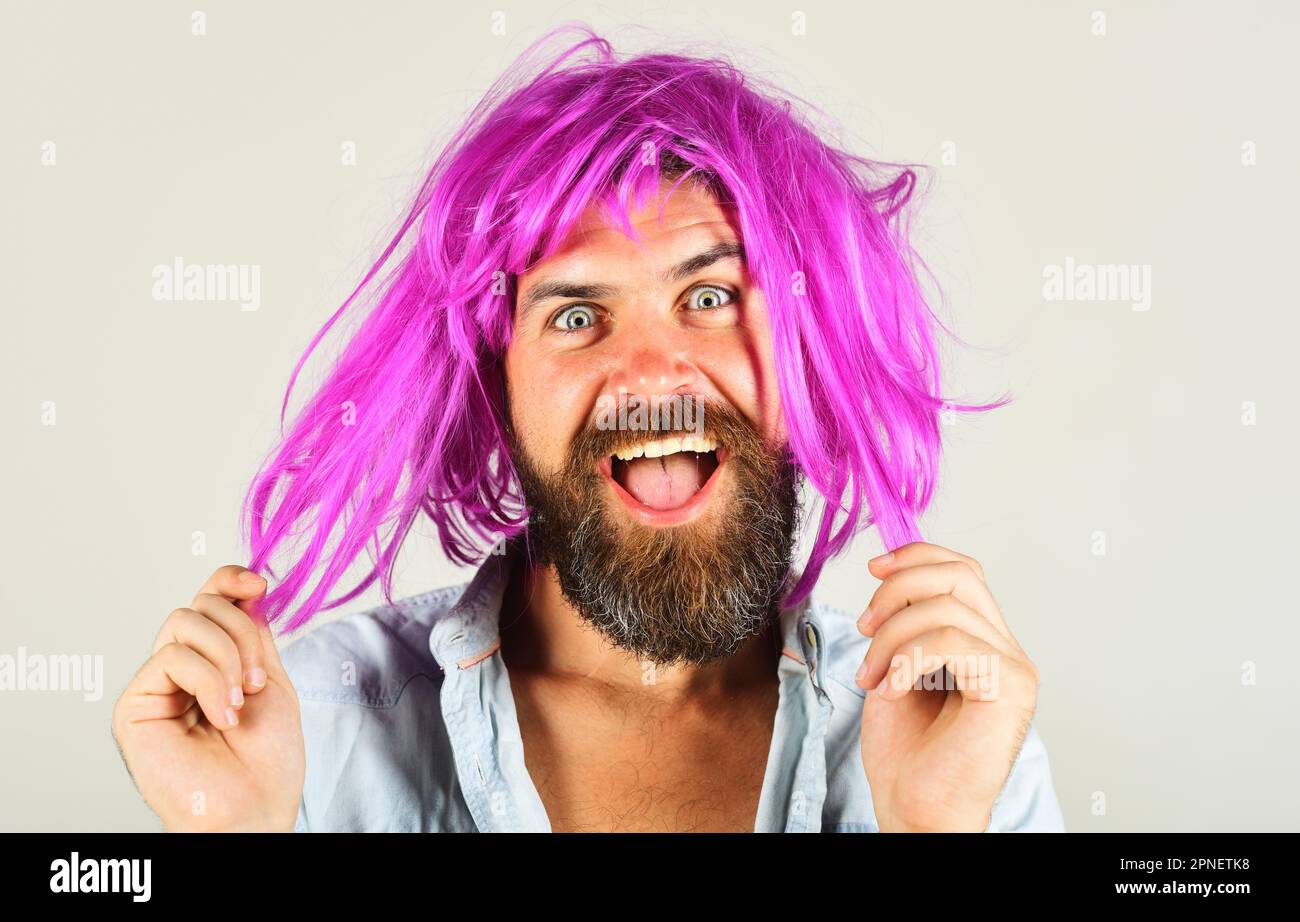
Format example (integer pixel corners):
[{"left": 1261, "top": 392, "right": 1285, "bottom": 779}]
[{"left": 512, "top": 681, "right": 777, "bottom": 833}]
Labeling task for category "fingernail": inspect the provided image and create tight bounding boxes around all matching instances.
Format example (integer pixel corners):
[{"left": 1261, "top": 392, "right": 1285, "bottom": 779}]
[
  {"left": 874, "top": 674, "right": 889, "bottom": 695},
  {"left": 870, "top": 552, "right": 894, "bottom": 567},
  {"left": 225, "top": 708, "right": 239, "bottom": 727},
  {"left": 245, "top": 667, "right": 267, "bottom": 688},
  {"left": 855, "top": 660, "right": 868, "bottom": 683},
  {"left": 859, "top": 607, "right": 876, "bottom": 634},
  {"left": 230, "top": 685, "right": 244, "bottom": 708},
  {"left": 240, "top": 570, "right": 264, "bottom": 583}
]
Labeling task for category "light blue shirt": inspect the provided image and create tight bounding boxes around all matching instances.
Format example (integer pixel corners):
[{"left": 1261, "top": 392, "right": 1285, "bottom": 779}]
[{"left": 281, "top": 550, "right": 1065, "bottom": 832}]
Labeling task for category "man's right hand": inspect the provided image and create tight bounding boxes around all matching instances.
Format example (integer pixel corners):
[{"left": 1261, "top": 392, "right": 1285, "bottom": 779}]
[{"left": 111, "top": 565, "right": 306, "bottom": 832}]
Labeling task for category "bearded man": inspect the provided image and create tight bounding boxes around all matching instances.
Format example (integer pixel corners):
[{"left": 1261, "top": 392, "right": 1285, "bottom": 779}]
[{"left": 112, "top": 27, "right": 1064, "bottom": 834}]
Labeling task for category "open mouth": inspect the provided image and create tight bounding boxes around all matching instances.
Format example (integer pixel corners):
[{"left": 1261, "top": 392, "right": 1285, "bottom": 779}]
[{"left": 600, "top": 435, "right": 727, "bottom": 521}]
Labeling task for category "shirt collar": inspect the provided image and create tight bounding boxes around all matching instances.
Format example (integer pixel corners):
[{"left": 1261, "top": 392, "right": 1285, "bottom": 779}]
[
  {"left": 428, "top": 547, "right": 513, "bottom": 673},
  {"left": 429, "top": 545, "right": 830, "bottom": 698}
]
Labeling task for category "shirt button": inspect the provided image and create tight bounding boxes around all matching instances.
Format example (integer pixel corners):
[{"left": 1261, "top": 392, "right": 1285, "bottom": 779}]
[{"left": 804, "top": 624, "right": 817, "bottom": 649}]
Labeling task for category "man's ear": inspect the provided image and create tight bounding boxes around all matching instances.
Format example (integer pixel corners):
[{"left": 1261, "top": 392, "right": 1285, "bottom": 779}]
[{"left": 771, "top": 404, "right": 790, "bottom": 447}]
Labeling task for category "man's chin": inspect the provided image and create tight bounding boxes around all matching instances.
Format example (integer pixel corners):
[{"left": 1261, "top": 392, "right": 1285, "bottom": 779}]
[{"left": 508, "top": 400, "right": 800, "bottom": 666}]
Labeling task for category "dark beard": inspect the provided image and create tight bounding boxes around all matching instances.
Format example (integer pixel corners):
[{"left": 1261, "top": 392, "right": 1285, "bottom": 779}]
[{"left": 507, "top": 399, "right": 800, "bottom": 667}]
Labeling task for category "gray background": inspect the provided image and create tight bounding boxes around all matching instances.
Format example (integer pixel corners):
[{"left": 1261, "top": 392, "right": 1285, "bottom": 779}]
[{"left": 2, "top": 0, "right": 1296, "bottom": 831}]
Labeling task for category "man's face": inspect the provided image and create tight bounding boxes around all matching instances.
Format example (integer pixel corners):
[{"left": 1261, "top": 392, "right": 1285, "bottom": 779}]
[{"left": 503, "top": 177, "right": 800, "bottom": 666}]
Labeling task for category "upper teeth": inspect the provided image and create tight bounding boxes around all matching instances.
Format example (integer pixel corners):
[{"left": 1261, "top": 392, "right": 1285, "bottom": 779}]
[{"left": 613, "top": 436, "right": 719, "bottom": 461}]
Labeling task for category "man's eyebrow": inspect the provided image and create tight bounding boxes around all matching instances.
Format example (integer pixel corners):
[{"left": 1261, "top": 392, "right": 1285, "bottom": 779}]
[
  {"left": 518, "top": 282, "right": 620, "bottom": 322},
  {"left": 516, "top": 242, "right": 746, "bottom": 325},
  {"left": 662, "top": 241, "right": 746, "bottom": 283}
]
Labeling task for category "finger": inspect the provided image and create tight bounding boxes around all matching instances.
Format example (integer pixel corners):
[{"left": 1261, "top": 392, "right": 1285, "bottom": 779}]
[
  {"left": 859, "top": 559, "right": 1018, "bottom": 648},
  {"left": 193, "top": 564, "right": 268, "bottom": 608},
  {"left": 125, "top": 689, "right": 198, "bottom": 723},
  {"left": 868, "top": 541, "right": 986, "bottom": 583},
  {"left": 151, "top": 606, "right": 247, "bottom": 710},
  {"left": 130, "top": 642, "right": 241, "bottom": 729},
  {"left": 189, "top": 592, "right": 270, "bottom": 696},
  {"left": 873, "top": 626, "right": 1036, "bottom": 705},
  {"left": 195, "top": 564, "right": 290, "bottom": 689},
  {"left": 234, "top": 594, "right": 293, "bottom": 690},
  {"left": 855, "top": 594, "right": 1010, "bottom": 691}
]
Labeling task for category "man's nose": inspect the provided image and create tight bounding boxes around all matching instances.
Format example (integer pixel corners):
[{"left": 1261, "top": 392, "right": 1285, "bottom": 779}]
[{"left": 605, "top": 342, "right": 700, "bottom": 398}]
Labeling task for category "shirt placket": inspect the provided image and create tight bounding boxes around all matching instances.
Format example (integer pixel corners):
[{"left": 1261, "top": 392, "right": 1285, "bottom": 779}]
[
  {"left": 439, "top": 648, "right": 551, "bottom": 832},
  {"left": 755, "top": 606, "right": 835, "bottom": 832},
  {"left": 430, "top": 556, "right": 551, "bottom": 832}
]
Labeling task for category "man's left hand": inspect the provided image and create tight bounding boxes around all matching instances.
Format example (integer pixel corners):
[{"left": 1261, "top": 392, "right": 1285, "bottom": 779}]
[{"left": 854, "top": 541, "right": 1039, "bottom": 832}]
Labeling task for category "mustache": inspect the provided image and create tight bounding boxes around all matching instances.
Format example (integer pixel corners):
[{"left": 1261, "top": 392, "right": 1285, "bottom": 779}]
[
  {"left": 565, "top": 397, "right": 772, "bottom": 470},
  {"left": 511, "top": 393, "right": 803, "bottom": 667}
]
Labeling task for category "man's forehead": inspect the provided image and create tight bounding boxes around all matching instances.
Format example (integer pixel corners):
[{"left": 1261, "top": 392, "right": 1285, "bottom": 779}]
[
  {"left": 535, "top": 178, "right": 740, "bottom": 268},
  {"left": 510, "top": 182, "right": 749, "bottom": 333},
  {"left": 532, "top": 216, "right": 741, "bottom": 274}
]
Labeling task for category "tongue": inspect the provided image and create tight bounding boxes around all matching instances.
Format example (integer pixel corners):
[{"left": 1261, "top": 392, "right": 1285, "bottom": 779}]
[{"left": 622, "top": 454, "right": 707, "bottom": 510}]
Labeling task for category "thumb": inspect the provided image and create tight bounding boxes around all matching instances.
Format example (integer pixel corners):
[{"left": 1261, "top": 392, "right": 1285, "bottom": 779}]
[{"left": 235, "top": 592, "right": 292, "bottom": 687}]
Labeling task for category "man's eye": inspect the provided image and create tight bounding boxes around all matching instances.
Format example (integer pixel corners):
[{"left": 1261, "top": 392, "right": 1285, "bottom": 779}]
[
  {"left": 685, "top": 285, "right": 735, "bottom": 310},
  {"left": 552, "top": 304, "right": 599, "bottom": 332}
]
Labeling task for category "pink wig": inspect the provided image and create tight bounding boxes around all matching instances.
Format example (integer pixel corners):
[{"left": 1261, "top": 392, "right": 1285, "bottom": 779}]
[{"left": 241, "top": 25, "right": 1007, "bottom": 632}]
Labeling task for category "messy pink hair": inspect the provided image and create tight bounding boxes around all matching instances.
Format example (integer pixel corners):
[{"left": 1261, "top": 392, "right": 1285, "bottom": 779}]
[{"left": 241, "top": 25, "right": 1007, "bottom": 632}]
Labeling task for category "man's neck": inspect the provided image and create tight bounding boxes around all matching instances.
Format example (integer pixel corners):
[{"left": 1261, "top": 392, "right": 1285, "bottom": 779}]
[{"left": 497, "top": 558, "right": 780, "bottom": 708}]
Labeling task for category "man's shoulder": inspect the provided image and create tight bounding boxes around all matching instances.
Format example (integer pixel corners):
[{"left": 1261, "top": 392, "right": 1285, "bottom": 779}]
[
  {"left": 277, "top": 582, "right": 470, "bottom": 705},
  {"left": 277, "top": 581, "right": 478, "bottom": 832}
]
